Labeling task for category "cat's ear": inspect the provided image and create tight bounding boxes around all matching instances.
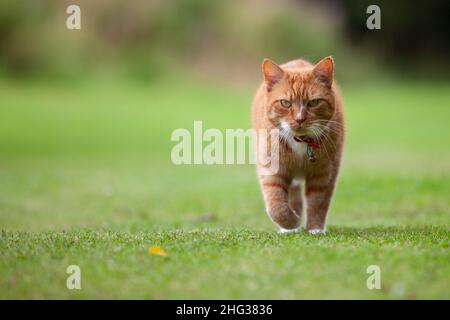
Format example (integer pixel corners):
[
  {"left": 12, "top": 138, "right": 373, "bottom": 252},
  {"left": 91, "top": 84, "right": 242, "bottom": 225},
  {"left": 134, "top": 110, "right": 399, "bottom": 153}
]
[
  {"left": 262, "top": 59, "right": 284, "bottom": 91},
  {"left": 313, "top": 56, "right": 334, "bottom": 88}
]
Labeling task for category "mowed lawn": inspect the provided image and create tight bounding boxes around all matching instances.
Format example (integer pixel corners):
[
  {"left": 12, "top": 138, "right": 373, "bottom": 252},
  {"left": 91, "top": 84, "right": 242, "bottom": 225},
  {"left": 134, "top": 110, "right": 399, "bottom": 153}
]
[{"left": 0, "top": 77, "right": 449, "bottom": 299}]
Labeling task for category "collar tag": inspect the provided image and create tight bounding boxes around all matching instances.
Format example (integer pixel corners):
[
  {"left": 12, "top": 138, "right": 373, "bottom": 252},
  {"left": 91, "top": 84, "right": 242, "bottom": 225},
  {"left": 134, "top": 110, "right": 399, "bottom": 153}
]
[{"left": 307, "top": 144, "right": 316, "bottom": 162}]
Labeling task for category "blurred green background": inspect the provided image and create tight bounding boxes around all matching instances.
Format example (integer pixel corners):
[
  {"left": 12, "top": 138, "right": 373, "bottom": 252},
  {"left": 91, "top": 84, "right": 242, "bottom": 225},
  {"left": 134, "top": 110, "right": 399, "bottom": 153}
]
[
  {"left": 0, "top": 0, "right": 449, "bottom": 299},
  {"left": 2, "top": 0, "right": 449, "bottom": 82}
]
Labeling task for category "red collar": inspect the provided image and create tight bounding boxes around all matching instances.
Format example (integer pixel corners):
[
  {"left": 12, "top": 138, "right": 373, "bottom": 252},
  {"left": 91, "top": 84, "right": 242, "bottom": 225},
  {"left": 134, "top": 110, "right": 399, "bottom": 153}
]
[{"left": 293, "top": 136, "right": 319, "bottom": 162}]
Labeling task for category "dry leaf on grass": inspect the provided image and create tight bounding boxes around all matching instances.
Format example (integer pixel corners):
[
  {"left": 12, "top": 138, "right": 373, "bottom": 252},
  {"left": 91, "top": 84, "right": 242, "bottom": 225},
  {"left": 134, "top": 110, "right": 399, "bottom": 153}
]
[{"left": 148, "top": 245, "right": 167, "bottom": 257}]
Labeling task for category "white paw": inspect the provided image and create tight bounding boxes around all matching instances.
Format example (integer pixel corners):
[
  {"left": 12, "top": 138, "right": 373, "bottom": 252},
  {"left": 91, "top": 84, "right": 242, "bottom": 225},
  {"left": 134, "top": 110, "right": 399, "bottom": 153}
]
[
  {"left": 308, "top": 228, "right": 326, "bottom": 235},
  {"left": 278, "top": 226, "right": 300, "bottom": 234}
]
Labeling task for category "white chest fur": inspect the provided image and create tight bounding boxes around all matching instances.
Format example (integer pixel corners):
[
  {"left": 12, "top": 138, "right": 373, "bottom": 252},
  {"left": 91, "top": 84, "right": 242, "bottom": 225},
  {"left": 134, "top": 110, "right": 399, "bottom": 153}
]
[{"left": 280, "top": 122, "right": 307, "bottom": 157}]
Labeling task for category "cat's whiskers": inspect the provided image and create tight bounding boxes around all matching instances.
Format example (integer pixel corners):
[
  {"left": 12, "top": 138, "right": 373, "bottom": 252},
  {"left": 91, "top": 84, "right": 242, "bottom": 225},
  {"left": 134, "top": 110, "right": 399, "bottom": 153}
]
[
  {"left": 312, "top": 119, "right": 345, "bottom": 130},
  {"left": 313, "top": 120, "right": 345, "bottom": 135},
  {"left": 278, "top": 124, "right": 292, "bottom": 146},
  {"left": 311, "top": 126, "right": 332, "bottom": 161},
  {"left": 310, "top": 122, "right": 338, "bottom": 157},
  {"left": 311, "top": 120, "right": 343, "bottom": 138},
  {"left": 315, "top": 124, "right": 338, "bottom": 155}
]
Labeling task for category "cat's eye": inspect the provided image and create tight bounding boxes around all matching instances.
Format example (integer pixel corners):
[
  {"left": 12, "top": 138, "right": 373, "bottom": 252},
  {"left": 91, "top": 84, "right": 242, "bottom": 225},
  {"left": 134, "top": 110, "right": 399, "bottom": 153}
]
[
  {"left": 280, "top": 99, "right": 292, "bottom": 108},
  {"left": 307, "top": 99, "right": 321, "bottom": 108}
]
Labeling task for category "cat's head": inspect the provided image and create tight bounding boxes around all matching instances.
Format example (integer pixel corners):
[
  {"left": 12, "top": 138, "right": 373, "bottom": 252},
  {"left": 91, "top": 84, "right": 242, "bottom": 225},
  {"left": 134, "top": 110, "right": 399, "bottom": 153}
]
[{"left": 262, "top": 57, "right": 336, "bottom": 140}]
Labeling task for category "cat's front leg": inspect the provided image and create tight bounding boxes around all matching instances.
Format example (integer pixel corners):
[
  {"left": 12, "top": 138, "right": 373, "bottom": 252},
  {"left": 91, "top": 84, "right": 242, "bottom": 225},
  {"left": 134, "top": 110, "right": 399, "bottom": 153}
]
[
  {"left": 259, "top": 175, "right": 300, "bottom": 230},
  {"left": 288, "top": 180, "right": 303, "bottom": 219},
  {"left": 304, "top": 172, "right": 336, "bottom": 234}
]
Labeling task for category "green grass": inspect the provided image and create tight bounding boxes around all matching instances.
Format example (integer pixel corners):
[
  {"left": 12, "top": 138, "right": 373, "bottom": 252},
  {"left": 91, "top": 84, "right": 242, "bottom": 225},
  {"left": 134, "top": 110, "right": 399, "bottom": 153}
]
[{"left": 0, "top": 77, "right": 449, "bottom": 299}]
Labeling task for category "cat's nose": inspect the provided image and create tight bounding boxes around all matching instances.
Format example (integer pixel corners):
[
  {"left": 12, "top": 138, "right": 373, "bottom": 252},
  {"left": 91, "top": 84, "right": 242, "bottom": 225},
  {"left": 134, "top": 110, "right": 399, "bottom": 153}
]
[{"left": 295, "top": 114, "right": 307, "bottom": 126}]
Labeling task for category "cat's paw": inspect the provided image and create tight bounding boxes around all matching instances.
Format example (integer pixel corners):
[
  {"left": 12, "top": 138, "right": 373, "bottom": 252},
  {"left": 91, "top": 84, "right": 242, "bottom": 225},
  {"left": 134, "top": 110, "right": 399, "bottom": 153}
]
[
  {"left": 308, "top": 228, "right": 326, "bottom": 235},
  {"left": 278, "top": 226, "right": 300, "bottom": 234}
]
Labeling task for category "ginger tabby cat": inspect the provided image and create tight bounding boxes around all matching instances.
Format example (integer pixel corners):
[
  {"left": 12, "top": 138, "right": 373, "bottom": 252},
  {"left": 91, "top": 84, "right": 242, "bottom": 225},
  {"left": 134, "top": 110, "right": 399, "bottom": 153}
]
[{"left": 251, "top": 57, "right": 345, "bottom": 234}]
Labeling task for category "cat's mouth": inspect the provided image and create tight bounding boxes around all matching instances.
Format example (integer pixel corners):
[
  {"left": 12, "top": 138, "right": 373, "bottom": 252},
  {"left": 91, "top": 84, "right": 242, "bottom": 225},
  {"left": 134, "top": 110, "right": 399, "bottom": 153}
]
[
  {"left": 293, "top": 135, "right": 320, "bottom": 148},
  {"left": 293, "top": 135, "right": 307, "bottom": 143}
]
